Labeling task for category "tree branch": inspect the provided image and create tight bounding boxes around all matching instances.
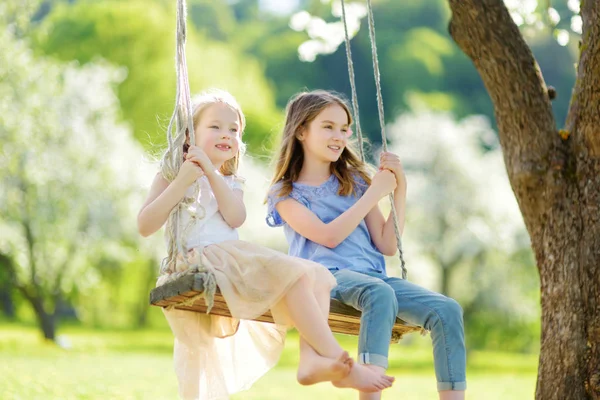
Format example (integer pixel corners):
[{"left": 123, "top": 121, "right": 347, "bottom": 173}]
[
  {"left": 446, "top": 0, "right": 558, "bottom": 237},
  {"left": 51, "top": 207, "right": 89, "bottom": 304},
  {"left": 22, "top": 217, "right": 38, "bottom": 286},
  {"left": 0, "top": 252, "right": 38, "bottom": 303},
  {"left": 565, "top": 1, "right": 600, "bottom": 156},
  {"left": 0, "top": 253, "right": 18, "bottom": 293},
  {"left": 51, "top": 235, "right": 79, "bottom": 309},
  {"left": 15, "top": 172, "right": 42, "bottom": 294}
]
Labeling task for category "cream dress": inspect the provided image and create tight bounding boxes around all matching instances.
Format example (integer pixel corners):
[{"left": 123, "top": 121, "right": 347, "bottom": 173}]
[{"left": 156, "top": 175, "right": 337, "bottom": 400}]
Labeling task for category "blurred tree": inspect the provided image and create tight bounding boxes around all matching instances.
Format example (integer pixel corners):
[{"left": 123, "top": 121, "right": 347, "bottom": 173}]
[
  {"left": 232, "top": 0, "right": 576, "bottom": 142},
  {"left": 33, "top": 0, "right": 280, "bottom": 154},
  {"left": 445, "top": 0, "right": 599, "bottom": 398},
  {"left": 0, "top": 0, "right": 41, "bottom": 323},
  {"left": 0, "top": 0, "right": 43, "bottom": 36},
  {"left": 386, "top": 111, "right": 538, "bottom": 351},
  {"left": 188, "top": 0, "right": 235, "bottom": 41},
  {"left": 388, "top": 111, "right": 530, "bottom": 296},
  {"left": 230, "top": 0, "right": 261, "bottom": 22},
  {"left": 0, "top": 254, "right": 17, "bottom": 319},
  {"left": 0, "top": 21, "right": 160, "bottom": 339},
  {"left": 27, "top": 0, "right": 579, "bottom": 151}
]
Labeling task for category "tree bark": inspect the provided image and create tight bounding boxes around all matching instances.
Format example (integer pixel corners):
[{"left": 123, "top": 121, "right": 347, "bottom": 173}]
[
  {"left": 32, "top": 297, "right": 56, "bottom": 341},
  {"left": 0, "top": 253, "right": 16, "bottom": 318},
  {"left": 17, "top": 286, "right": 56, "bottom": 341},
  {"left": 446, "top": 0, "right": 600, "bottom": 398},
  {"left": 0, "top": 287, "right": 15, "bottom": 318},
  {"left": 4, "top": 249, "right": 58, "bottom": 341}
]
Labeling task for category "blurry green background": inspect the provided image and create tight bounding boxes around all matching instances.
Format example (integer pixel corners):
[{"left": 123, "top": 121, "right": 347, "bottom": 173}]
[{"left": 0, "top": 0, "right": 580, "bottom": 398}]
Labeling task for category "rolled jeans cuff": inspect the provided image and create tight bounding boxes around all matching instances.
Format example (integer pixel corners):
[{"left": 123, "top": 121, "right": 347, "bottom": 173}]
[
  {"left": 358, "top": 352, "right": 388, "bottom": 369},
  {"left": 437, "top": 381, "right": 467, "bottom": 391}
]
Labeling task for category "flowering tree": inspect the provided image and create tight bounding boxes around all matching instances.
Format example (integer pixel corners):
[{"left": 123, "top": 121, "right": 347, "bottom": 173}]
[
  {"left": 386, "top": 111, "right": 529, "bottom": 297},
  {"left": 0, "top": 21, "right": 159, "bottom": 339}
]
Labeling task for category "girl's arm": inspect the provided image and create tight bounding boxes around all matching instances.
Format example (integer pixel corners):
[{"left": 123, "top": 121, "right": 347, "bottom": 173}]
[
  {"left": 275, "top": 170, "right": 396, "bottom": 248},
  {"left": 364, "top": 151, "right": 407, "bottom": 256},
  {"left": 364, "top": 187, "right": 407, "bottom": 256},
  {"left": 138, "top": 160, "right": 205, "bottom": 237},
  {"left": 185, "top": 146, "right": 246, "bottom": 228},
  {"left": 205, "top": 170, "right": 246, "bottom": 228}
]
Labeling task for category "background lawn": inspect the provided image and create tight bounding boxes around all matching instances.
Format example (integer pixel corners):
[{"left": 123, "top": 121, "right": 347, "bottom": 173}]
[{"left": 0, "top": 324, "right": 537, "bottom": 399}]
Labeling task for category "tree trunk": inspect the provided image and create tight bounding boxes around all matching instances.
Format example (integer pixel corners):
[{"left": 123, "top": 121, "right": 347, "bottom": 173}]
[
  {"left": 0, "top": 287, "right": 15, "bottom": 318},
  {"left": 446, "top": 0, "right": 600, "bottom": 398},
  {"left": 16, "top": 278, "right": 58, "bottom": 341},
  {"left": 440, "top": 263, "right": 451, "bottom": 296},
  {"left": 29, "top": 295, "right": 56, "bottom": 341},
  {"left": 0, "top": 253, "right": 16, "bottom": 318},
  {"left": 39, "top": 311, "right": 56, "bottom": 341}
]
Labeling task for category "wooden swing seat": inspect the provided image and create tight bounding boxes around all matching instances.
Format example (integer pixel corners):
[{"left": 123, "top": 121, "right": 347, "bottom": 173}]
[{"left": 150, "top": 273, "right": 421, "bottom": 342}]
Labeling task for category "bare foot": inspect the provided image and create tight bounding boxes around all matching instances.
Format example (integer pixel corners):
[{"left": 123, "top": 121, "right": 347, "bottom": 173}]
[
  {"left": 332, "top": 363, "right": 395, "bottom": 393},
  {"left": 297, "top": 351, "right": 353, "bottom": 385}
]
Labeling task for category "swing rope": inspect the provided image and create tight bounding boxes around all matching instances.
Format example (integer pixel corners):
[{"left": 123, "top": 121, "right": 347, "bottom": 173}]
[
  {"left": 339, "top": 1, "right": 365, "bottom": 163},
  {"left": 340, "top": 0, "right": 407, "bottom": 279},
  {"left": 158, "top": 0, "right": 217, "bottom": 311}
]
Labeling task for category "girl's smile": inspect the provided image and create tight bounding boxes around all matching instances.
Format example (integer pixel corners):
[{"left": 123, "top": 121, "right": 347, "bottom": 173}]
[
  {"left": 327, "top": 144, "right": 343, "bottom": 154},
  {"left": 215, "top": 143, "right": 233, "bottom": 152}
]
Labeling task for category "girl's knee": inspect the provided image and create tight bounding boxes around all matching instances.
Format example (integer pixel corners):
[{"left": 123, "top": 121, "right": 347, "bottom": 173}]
[
  {"left": 362, "top": 282, "right": 398, "bottom": 314},
  {"left": 440, "top": 297, "right": 463, "bottom": 323},
  {"left": 295, "top": 273, "right": 312, "bottom": 290},
  {"left": 447, "top": 298, "right": 463, "bottom": 315}
]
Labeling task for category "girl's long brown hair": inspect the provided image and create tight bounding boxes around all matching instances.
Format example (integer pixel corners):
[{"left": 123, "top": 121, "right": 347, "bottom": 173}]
[{"left": 269, "top": 90, "right": 371, "bottom": 198}]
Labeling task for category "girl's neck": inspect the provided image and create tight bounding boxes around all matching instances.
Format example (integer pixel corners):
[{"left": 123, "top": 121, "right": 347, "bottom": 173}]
[{"left": 297, "top": 159, "right": 332, "bottom": 186}]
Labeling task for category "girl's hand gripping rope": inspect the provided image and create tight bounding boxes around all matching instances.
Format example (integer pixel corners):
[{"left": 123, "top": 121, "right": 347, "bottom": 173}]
[
  {"left": 379, "top": 151, "right": 406, "bottom": 191},
  {"left": 186, "top": 145, "right": 216, "bottom": 176},
  {"left": 175, "top": 159, "right": 205, "bottom": 187}
]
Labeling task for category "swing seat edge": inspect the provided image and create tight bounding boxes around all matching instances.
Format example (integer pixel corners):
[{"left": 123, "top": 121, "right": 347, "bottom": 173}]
[{"left": 149, "top": 273, "right": 421, "bottom": 340}]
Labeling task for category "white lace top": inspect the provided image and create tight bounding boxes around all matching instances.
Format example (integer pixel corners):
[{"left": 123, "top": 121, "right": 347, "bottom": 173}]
[{"left": 172, "top": 174, "right": 244, "bottom": 250}]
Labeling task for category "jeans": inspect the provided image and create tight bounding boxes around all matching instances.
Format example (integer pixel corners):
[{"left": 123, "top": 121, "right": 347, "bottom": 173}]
[{"left": 331, "top": 269, "right": 467, "bottom": 391}]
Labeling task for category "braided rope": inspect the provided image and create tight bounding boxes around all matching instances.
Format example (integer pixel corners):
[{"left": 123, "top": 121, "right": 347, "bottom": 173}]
[
  {"left": 340, "top": 0, "right": 407, "bottom": 279},
  {"left": 158, "top": 0, "right": 216, "bottom": 310},
  {"left": 340, "top": 1, "right": 365, "bottom": 162}
]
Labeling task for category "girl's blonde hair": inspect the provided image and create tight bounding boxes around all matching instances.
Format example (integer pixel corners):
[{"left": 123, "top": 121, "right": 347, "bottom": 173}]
[
  {"left": 161, "top": 89, "right": 246, "bottom": 179},
  {"left": 269, "top": 90, "right": 371, "bottom": 198}
]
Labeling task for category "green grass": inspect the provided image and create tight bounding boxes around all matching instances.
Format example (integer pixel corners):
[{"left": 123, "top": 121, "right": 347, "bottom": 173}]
[{"left": 0, "top": 324, "right": 538, "bottom": 399}]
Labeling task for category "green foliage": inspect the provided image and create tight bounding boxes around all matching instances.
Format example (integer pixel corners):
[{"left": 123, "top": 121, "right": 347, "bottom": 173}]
[
  {"left": 460, "top": 249, "right": 541, "bottom": 353},
  {"left": 34, "top": 0, "right": 280, "bottom": 154},
  {"left": 188, "top": 0, "right": 236, "bottom": 41},
  {"left": 0, "top": 0, "right": 43, "bottom": 35},
  {"left": 235, "top": 0, "right": 576, "bottom": 138},
  {"left": 387, "top": 110, "right": 541, "bottom": 352},
  {"left": 77, "top": 257, "right": 164, "bottom": 329},
  {"left": 0, "top": 12, "right": 164, "bottom": 335}
]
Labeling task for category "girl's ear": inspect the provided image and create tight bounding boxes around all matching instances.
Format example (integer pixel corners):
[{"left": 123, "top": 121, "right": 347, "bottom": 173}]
[{"left": 296, "top": 125, "right": 306, "bottom": 141}]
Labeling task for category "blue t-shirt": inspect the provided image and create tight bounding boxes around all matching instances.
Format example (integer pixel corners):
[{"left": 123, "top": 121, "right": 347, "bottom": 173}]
[{"left": 266, "top": 174, "right": 386, "bottom": 274}]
